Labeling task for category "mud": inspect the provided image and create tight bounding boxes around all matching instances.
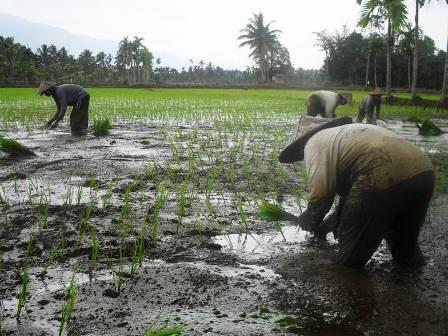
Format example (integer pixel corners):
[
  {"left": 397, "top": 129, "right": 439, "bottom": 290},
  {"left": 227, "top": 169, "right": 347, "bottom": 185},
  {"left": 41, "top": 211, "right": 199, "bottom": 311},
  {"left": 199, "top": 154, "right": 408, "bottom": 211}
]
[{"left": 0, "top": 118, "right": 447, "bottom": 336}]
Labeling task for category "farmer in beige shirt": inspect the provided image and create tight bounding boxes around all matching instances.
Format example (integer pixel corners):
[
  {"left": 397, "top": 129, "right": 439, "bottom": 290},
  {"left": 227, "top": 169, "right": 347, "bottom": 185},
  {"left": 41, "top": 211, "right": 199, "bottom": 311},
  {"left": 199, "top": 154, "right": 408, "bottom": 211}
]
[{"left": 279, "top": 116, "right": 435, "bottom": 267}]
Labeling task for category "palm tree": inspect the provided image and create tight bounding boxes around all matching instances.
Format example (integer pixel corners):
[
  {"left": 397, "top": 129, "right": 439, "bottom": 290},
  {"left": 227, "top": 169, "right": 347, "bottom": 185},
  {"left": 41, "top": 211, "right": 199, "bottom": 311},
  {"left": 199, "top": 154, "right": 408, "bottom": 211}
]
[
  {"left": 442, "top": 37, "right": 448, "bottom": 99},
  {"left": 411, "top": 0, "right": 448, "bottom": 99},
  {"left": 397, "top": 23, "right": 416, "bottom": 90},
  {"left": 357, "top": 0, "right": 408, "bottom": 95},
  {"left": 116, "top": 36, "right": 132, "bottom": 78},
  {"left": 238, "top": 12, "right": 281, "bottom": 82}
]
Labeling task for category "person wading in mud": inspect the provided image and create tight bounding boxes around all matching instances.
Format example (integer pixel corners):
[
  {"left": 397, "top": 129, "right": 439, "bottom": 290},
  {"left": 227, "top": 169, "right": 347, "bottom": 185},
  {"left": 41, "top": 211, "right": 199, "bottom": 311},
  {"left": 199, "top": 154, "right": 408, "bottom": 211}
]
[
  {"left": 279, "top": 116, "right": 435, "bottom": 268},
  {"left": 38, "top": 81, "right": 90, "bottom": 136}
]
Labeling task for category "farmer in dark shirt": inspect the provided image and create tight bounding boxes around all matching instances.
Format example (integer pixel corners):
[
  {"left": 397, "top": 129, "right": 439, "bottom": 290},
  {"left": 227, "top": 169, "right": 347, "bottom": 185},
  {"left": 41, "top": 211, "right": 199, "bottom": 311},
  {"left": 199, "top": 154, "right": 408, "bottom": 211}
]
[{"left": 38, "top": 81, "right": 90, "bottom": 135}]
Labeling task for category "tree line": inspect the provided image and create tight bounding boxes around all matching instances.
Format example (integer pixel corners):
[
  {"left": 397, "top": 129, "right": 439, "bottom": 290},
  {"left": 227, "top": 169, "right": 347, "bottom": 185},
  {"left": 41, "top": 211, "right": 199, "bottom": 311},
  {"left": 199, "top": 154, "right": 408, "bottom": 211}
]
[
  {"left": 1, "top": 2, "right": 447, "bottom": 96},
  {"left": 238, "top": 2, "right": 447, "bottom": 98},
  {"left": 0, "top": 34, "right": 319, "bottom": 87}
]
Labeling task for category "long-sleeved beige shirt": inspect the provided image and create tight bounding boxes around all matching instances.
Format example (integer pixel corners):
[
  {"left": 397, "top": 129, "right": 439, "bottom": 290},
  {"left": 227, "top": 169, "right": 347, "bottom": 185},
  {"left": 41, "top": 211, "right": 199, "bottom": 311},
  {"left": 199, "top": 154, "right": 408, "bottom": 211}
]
[{"left": 304, "top": 124, "right": 434, "bottom": 208}]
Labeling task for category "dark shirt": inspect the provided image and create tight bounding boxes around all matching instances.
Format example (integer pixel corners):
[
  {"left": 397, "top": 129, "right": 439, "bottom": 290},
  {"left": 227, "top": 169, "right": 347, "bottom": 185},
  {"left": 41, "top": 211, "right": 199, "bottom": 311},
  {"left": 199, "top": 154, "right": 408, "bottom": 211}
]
[{"left": 52, "top": 84, "right": 88, "bottom": 119}]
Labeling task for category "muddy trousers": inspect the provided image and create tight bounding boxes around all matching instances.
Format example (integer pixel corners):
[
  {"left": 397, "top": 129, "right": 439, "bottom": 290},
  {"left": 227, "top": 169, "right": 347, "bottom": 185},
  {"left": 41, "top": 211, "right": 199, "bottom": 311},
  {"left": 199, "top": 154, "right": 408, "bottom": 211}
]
[
  {"left": 336, "top": 171, "right": 435, "bottom": 268},
  {"left": 70, "top": 94, "right": 90, "bottom": 135}
]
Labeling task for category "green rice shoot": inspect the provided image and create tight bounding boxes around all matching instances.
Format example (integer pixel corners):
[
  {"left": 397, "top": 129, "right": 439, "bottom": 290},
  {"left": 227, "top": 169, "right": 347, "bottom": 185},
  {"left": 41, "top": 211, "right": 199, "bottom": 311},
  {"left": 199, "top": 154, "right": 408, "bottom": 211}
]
[
  {"left": 0, "top": 136, "right": 34, "bottom": 156},
  {"left": 257, "top": 200, "right": 299, "bottom": 222},
  {"left": 93, "top": 118, "right": 113, "bottom": 136}
]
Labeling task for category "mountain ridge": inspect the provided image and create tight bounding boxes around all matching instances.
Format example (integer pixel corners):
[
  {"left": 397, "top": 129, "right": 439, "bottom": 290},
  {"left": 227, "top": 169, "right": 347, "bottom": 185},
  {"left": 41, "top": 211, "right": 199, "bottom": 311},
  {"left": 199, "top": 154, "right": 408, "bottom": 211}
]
[{"left": 0, "top": 13, "right": 190, "bottom": 69}]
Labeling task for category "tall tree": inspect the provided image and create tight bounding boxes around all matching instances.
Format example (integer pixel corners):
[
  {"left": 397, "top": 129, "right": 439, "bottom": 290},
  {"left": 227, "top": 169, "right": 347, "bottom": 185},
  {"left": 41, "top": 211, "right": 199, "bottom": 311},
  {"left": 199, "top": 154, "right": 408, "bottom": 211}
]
[
  {"left": 238, "top": 13, "right": 281, "bottom": 82},
  {"left": 442, "top": 37, "right": 448, "bottom": 99},
  {"left": 397, "top": 23, "right": 416, "bottom": 90},
  {"left": 357, "top": 0, "right": 408, "bottom": 95}
]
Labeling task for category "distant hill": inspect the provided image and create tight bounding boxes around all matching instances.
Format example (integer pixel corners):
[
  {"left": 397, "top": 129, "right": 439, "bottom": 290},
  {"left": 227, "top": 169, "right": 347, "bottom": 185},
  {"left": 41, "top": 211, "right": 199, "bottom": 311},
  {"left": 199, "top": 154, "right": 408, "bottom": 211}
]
[{"left": 0, "top": 13, "right": 191, "bottom": 69}]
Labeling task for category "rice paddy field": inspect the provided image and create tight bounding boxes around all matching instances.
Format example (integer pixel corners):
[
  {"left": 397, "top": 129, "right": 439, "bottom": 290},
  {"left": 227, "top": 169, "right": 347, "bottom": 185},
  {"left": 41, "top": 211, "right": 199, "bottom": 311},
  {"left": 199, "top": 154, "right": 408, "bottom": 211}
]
[{"left": 0, "top": 88, "right": 447, "bottom": 336}]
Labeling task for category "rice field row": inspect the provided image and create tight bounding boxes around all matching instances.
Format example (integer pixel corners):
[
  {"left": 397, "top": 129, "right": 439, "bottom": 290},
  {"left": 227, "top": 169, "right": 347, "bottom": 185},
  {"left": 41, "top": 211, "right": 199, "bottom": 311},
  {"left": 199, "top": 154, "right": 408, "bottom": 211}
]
[{"left": 0, "top": 88, "right": 445, "bottom": 130}]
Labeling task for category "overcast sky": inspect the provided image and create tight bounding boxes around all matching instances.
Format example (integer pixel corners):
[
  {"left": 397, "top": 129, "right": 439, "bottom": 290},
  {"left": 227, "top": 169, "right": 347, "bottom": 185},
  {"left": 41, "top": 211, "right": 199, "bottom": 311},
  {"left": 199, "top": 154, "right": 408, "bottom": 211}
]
[{"left": 1, "top": 0, "right": 447, "bottom": 70}]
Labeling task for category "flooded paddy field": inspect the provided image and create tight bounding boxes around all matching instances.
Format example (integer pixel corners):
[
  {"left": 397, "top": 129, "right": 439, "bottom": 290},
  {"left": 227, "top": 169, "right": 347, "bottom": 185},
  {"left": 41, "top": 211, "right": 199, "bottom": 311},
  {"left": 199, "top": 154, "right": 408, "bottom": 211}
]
[{"left": 0, "top": 88, "right": 447, "bottom": 336}]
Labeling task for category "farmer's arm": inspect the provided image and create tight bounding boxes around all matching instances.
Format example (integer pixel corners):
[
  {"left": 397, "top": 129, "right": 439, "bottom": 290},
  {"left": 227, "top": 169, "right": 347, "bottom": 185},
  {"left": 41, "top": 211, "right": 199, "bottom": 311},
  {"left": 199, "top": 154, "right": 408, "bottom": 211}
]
[
  {"left": 46, "top": 108, "right": 59, "bottom": 127},
  {"left": 47, "top": 92, "right": 67, "bottom": 128},
  {"left": 298, "top": 141, "right": 336, "bottom": 233}
]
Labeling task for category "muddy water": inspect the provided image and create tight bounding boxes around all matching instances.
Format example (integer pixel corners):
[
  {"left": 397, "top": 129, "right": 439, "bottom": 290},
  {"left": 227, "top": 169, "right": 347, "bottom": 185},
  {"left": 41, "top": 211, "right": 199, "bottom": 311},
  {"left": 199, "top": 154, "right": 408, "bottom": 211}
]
[
  {"left": 380, "top": 118, "right": 448, "bottom": 152},
  {"left": 0, "top": 118, "right": 447, "bottom": 336}
]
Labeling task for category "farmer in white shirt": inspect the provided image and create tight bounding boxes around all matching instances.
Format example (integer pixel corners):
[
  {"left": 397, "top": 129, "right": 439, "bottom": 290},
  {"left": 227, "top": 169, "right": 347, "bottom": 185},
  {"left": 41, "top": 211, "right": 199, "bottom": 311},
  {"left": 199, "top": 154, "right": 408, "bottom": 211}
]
[
  {"left": 279, "top": 116, "right": 435, "bottom": 267},
  {"left": 305, "top": 90, "right": 347, "bottom": 118}
]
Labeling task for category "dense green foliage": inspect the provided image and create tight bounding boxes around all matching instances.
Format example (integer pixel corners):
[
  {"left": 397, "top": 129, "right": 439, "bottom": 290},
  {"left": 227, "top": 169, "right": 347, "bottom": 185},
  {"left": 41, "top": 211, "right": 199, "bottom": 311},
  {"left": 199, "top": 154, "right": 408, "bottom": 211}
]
[
  {"left": 0, "top": 35, "right": 319, "bottom": 86},
  {"left": 314, "top": 27, "right": 446, "bottom": 90}
]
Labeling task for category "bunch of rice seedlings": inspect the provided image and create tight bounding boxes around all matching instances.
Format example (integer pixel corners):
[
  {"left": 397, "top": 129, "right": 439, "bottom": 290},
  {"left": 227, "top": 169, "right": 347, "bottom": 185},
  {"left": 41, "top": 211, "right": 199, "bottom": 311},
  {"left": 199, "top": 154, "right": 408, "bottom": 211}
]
[
  {"left": 0, "top": 136, "right": 34, "bottom": 157},
  {"left": 416, "top": 119, "right": 444, "bottom": 136},
  {"left": 256, "top": 201, "right": 299, "bottom": 222},
  {"left": 93, "top": 118, "right": 112, "bottom": 136}
]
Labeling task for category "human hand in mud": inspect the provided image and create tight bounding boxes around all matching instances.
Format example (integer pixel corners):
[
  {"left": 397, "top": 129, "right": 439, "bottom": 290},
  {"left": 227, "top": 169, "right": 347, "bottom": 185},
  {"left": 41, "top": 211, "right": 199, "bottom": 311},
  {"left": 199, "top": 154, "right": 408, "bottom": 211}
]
[{"left": 297, "top": 210, "right": 323, "bottom": 236}]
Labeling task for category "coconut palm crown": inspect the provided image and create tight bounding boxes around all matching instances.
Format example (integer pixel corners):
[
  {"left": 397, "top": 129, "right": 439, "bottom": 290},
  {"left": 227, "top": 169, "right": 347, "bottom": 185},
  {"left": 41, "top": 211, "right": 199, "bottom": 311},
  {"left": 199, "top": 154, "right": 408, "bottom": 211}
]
[{"left": 238, "top": 12, "right": 281, "bottom": 82}]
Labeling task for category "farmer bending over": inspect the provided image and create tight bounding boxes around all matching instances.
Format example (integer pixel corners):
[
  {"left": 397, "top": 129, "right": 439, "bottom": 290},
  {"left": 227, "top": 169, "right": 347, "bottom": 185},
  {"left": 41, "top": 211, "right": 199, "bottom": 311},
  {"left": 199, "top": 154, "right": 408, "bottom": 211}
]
[
  {"left": 279, "top": 116, "right": 434, "bottom": 268},
  {"left": 357, "top": 87, "right": 383, "bottom": 124},
  {"left": 38, "top": 81, "right": 90, "bottom": 136}
]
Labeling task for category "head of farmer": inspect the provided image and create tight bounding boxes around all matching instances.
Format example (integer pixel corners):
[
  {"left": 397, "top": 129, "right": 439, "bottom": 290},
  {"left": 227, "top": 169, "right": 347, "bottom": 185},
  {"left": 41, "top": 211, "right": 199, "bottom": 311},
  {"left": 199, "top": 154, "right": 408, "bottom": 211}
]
[
  {"left": 279, "top": 116, "right": 435, "bottom": 268},
  {"left": 37, "top": 81, "right": 90, "bottom": 136}
]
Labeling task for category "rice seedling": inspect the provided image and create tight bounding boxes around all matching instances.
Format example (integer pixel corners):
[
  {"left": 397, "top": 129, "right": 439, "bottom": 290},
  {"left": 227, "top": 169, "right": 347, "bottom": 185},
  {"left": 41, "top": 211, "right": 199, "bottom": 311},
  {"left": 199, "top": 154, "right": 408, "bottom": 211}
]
[
  {"left": 58, "top": 271, "right": 78, "bottom": 336},
  {"left": 58, "top": 231, "right": 65, "bottom": 261},
  {"left": 144, "top": 162, "right": 158, "bottom": 183},
  {"left": 90, "top": 229, "right": 99, "bottom": 274},
  {"left": 205, "top": 171, "right": 216, "bottom": 217},
  {"left": 416, "top": 118, "right": 444, "bottom": 136},
  {"left": 79, "top": 201, "right": 93, "bottom": 238},
  {"left": 151, "top": 180, "right": 169, "bottom": 242},
  {"left": 117, "top": 183, "right": 133, "bottom": 240},
  {"left": 76, "top": 185, "right": 83, "bottom": 205},
  {"left": 41, "top": 238, "right": 61, "bottom": 278},
  {"left": 242, "top": 158, "right": 250, "bottom": 182},
  {"left": 93, "top": 117, "right": 112, "bottom": 136},
  {"left": 113, "top": 247, "right": 125, "bottom": 293},
  {"left": 233, "top": 198, "right": 249, "bottom": 232},
  {"left": 63, "top": 182, "right": 73, "bottom": 209},
  {"left": 37, "top": 205, "right": 49, "bottom": 229},
  {"left": 131, "top": 239, "right": 139, "bottom": 275},
  {"left": 87, "top": 175, "right": 100, "bottom": 189},
  {"left": 16, "top": 232, "right": 34, "bottom": 321},
  {"left": 256, "top": 201, "right": 299, "bottom": 223},
  {"left": 176, "top": 176, "right": 188, "bottom": 233},
  {"left": 0, "top": 136, "right": 34, "bottom": 157},
  {"left": 101, "top": 180, "right": 114, "bottom": 209}
]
